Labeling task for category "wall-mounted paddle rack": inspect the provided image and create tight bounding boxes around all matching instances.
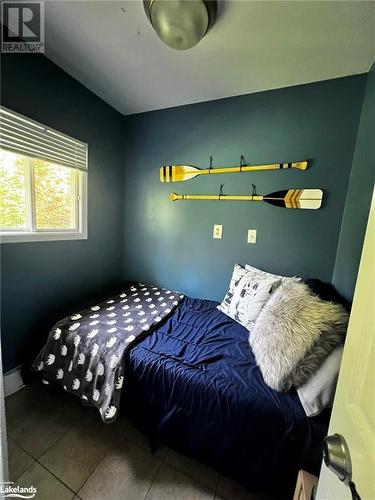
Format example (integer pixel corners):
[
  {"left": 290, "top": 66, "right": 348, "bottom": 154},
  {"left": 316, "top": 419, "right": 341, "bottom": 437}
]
[{"left": 160, "top": 156, "right": 323, "bottom": 210}]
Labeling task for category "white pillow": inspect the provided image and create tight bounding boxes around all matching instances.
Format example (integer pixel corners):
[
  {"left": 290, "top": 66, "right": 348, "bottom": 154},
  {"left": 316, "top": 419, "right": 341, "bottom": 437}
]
[
  {"left": 245, "top": 264, "right": 297, "bottom": 282},
  {"left": 218, "top": 263, "right": 281, "bottom": 330},
  {"left": 297, "top": 346, "right": 344, "bottom": 417}
]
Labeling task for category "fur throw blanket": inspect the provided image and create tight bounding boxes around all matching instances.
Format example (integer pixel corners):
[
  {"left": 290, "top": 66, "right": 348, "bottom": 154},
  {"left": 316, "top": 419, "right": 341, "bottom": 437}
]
[{"left": 249, "top": 280, "right": 349, "bottom": 392}]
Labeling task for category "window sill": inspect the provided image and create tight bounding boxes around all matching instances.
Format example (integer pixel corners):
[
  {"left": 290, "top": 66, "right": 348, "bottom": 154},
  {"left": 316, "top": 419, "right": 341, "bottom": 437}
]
[{"left": 0, "top": 231, "right": 88, "bottom": 244}]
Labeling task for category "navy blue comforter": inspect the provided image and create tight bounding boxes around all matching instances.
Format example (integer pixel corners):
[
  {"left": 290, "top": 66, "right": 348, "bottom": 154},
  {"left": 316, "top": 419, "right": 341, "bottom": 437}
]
[{"left": 123, "top": 297, "right": 328, "bottom": 498}]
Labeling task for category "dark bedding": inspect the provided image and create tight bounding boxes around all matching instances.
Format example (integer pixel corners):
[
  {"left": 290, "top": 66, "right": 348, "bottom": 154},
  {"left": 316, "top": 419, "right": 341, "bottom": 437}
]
[
  {"left": 32, "top": 283, "right": 184, "bottom": 422},
  {"left": 122, "top": 296, "right": 329, "bottom": 498}
]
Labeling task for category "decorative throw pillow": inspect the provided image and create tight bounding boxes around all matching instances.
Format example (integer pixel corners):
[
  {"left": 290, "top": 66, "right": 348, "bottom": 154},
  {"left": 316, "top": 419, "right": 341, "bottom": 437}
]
[
  {"left": 245, "top": 264, "right": 298, "bottom": 283},
  {"left": 249, "top": 280, "right": 349, "bottom": 392},
  {"left": 297, "top": 346, "right": 343, "bottom": 417},
  {"left": 217, "top": 263, "right": 281, "bottom": 330}
]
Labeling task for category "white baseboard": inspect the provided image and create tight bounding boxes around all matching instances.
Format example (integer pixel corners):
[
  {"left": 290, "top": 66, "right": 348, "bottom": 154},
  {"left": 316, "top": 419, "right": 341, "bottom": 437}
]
[{"left": 4, "top": 366, "right": 24, "bottom": 397}]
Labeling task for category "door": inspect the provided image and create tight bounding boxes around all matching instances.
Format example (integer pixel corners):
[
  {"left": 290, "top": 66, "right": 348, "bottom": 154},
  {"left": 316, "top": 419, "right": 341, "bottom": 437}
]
[{"left": 316, "top": 188, "right": 375, "bottom": 500}]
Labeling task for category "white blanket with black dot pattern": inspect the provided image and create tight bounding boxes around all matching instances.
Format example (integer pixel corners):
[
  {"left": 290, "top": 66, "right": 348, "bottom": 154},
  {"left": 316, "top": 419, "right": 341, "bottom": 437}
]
[{"left": 32, "top": 283, "right": 184, "bottom": 422}]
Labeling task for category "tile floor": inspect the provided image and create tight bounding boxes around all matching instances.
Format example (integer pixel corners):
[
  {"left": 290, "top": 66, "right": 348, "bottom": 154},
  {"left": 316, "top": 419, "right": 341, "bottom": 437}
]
[{"left": 6, "top": 383, "right": 268, "bottom": 500}]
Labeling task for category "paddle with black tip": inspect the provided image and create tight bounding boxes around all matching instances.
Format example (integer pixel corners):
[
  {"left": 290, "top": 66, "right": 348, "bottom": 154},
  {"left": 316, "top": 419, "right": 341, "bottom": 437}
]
[
  {"left": 160, "top": 161, "right": 308, "bottom": 183},
  {"left": 169, "top": 189, "right": 323, "bottom": 210}
]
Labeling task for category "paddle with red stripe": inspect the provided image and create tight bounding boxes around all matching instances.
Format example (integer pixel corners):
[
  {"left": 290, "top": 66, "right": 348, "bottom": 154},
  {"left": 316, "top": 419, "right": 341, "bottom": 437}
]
[
  {"left": 160, "top": 161, "right": 308, "bottom": 183},
  {"left": 169, "top": 189, "right": 323, "bottom": 209}
]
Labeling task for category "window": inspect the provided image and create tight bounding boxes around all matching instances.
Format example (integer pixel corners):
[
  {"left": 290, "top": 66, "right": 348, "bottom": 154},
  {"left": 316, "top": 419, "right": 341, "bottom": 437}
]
[{"left": 0, "top": 107, "right": 87, "bottom": 243}]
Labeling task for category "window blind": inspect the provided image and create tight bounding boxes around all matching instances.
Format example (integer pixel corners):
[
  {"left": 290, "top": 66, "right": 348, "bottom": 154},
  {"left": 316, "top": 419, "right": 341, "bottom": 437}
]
[{"left": 0, "top": 106, "right": 88, "bottom": 171}]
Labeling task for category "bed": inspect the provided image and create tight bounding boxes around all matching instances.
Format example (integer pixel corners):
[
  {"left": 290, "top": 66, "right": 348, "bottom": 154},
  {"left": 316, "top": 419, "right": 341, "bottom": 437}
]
[
  {"left": 33, "top": 283, "right": 334, "bottom": 499},
  {"left": 122, "top": 296, "right": 329, "bottom": 498}
]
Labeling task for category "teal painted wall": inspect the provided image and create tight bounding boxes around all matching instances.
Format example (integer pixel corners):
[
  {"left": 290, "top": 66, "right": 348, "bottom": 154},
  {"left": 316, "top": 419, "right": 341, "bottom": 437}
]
[
  {"left": 122, "top": 76, "right": 366, "bottom": 301},
  {"left": 0, "top": 55, "right": 125, "bottom": 372},
  {"left": 332, "top": 66, "right": 375, "bottom": 301}
]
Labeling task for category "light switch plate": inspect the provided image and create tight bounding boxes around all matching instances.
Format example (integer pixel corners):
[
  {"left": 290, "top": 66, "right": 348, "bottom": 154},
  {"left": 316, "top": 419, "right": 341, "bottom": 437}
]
[
  {"left": 213, "top": 225, "right": 223, "bottom": 239},
  {"left": 247, "top": 229, "right": 257, "bottom": 244}
]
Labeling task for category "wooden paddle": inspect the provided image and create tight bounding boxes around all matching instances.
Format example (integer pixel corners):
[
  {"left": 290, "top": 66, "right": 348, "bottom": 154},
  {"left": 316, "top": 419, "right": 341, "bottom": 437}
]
[
  {"left": 160, "top": 161, "right": 308, "bottom": 183},
  {"left": 169, "top": 189, "right": 323, "bottom": 210}
]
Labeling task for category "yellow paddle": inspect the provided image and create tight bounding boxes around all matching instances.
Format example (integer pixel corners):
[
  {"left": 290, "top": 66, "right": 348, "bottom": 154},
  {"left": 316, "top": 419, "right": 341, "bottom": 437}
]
[
  {"left": 160, "top": 161, "right": 308, "bottom": 183},
  {"left": 170, "top": 189, "right": 323, "bottom": 210}
]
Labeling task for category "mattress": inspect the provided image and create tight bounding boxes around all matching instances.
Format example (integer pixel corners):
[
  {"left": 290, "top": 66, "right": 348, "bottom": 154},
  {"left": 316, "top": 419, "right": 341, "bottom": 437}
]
[{"left": 122, "top": 296, "right": 329, "bottom": 498}]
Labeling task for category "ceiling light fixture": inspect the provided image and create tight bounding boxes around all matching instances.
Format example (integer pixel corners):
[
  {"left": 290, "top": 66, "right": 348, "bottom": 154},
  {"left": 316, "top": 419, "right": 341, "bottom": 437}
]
[{"left": 144, "top": 0, "right": 217, "bottom": 50}]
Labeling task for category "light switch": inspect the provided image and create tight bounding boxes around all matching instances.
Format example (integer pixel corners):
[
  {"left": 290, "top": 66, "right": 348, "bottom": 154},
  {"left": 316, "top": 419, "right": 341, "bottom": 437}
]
[
  {"left": 247, "top": 229, "right": 257, "bottom": 244},
  {"left": 213, "top": 224, "right": 223, "bottom": 239}
]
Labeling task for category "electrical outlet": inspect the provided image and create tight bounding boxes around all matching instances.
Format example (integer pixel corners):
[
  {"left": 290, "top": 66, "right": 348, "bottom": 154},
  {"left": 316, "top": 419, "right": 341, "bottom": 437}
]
[
  {"left": 247, "top": 229, "right": 257, "bottom": 244},
  {"left": 213, "top": 225, "right": 223, "bottom": 239}
]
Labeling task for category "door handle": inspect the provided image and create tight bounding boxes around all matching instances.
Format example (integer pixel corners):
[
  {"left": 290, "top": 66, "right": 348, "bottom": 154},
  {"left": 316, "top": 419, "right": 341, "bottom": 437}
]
[
  {"left": 323, "top": 434, "right": 361, "bottom": 500},
  {"left": 323, "top": 433, "right": 352, "bottom": 483}
]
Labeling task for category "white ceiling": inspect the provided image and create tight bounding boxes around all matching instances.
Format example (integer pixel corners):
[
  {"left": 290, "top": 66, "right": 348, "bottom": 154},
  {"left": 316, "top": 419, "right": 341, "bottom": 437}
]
[{"left": 45, "top": 0, "right": 375, "bottom": 116}]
